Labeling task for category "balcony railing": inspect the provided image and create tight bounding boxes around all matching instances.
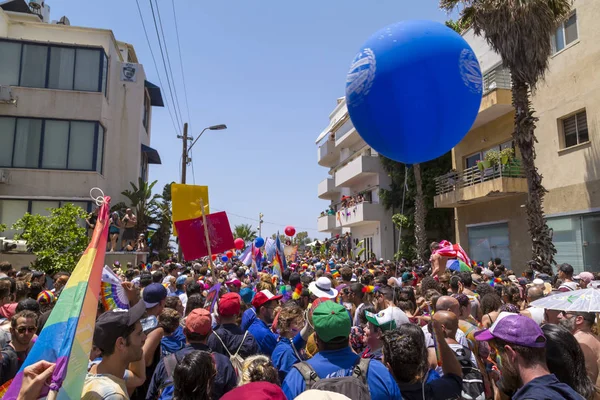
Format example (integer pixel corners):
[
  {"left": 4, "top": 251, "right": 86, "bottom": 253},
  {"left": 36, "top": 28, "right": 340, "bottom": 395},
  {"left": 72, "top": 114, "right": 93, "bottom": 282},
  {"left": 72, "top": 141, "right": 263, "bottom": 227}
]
[
  {"left": 483, "top": 65, "right": 512, "bottom": 95},
  {"left": 334, "top": 118, "right": 354, "bottom": 141},
  {"left": 434, "top": 160, "right": 525, "bottom": 196}
]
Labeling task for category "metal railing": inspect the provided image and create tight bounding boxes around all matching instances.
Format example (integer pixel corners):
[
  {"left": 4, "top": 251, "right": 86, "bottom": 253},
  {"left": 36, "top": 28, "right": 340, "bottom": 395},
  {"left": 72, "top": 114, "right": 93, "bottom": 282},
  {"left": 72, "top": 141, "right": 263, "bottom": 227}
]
[
  {"left": 483, "top": 65, "right": 512, "bottom": 95},
  {"left": 434, "top": 160, "right": 525, "bottom": 196}
]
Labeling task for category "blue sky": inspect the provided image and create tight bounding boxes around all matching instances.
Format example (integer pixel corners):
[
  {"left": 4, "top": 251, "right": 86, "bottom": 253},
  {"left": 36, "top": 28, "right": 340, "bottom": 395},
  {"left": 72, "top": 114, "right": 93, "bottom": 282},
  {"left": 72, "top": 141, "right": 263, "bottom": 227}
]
[{"left": 51, "top": 0, "right": 451, "bottom": 239}]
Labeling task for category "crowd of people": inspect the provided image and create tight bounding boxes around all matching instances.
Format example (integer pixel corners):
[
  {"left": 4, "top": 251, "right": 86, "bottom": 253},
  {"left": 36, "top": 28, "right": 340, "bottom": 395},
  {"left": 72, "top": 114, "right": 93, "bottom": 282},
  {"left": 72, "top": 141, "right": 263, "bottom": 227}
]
[{"left": 2, "top": 243, "right": 600, "bottom": 400}]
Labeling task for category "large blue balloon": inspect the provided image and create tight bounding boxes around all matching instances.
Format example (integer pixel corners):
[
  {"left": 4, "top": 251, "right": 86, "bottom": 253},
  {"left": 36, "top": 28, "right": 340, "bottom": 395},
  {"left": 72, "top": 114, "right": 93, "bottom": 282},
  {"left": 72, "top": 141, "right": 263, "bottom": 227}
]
[
  {"left": 345, "top": 20, "right": 483, "bottom": 164},
  {"left": 255, "top": 237, "right": 265, "bottom": 248}
]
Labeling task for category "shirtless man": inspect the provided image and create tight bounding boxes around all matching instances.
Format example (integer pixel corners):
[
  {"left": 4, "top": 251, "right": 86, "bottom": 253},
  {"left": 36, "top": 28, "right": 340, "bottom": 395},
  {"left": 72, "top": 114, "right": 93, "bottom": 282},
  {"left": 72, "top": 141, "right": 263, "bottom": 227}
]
[
  {"left": 558, "top": 310, "right": 600, "bottom": 386},
  {"left": 121, "top": 208, "right": 137, "bottom": 250},
  {"left": 430, "top": 242, "right": 448, "bottom": 279}
]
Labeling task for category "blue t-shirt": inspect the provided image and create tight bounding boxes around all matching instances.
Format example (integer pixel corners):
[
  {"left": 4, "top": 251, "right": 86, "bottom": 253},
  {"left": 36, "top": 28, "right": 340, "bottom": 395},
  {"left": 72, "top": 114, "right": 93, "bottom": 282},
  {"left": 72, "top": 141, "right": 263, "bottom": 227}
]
[
  {"left": 281, "top": 347, "right": 401, "bottom": 400},
  {"left": 241, "top": 307, "right": 256, "bottom": 331},
  {"left": 512, "top": 374, "right": 584, "bottom": 400},
  {"left": 272, "top": 336, "right": 305, "bottom": 382},
  {"left": 247, "top": 318, "right": 304, "bottom": 357}
]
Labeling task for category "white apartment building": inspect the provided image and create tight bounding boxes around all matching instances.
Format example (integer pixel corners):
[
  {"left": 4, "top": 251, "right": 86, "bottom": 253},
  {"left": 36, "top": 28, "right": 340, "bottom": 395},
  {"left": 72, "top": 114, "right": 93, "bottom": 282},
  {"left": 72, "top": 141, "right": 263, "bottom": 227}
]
[
  {"left": 316, "top": 97, "right": 395, "bottom": 261},
  {"left": 0, "top": 0, "right": 163, "bottom": 264}
]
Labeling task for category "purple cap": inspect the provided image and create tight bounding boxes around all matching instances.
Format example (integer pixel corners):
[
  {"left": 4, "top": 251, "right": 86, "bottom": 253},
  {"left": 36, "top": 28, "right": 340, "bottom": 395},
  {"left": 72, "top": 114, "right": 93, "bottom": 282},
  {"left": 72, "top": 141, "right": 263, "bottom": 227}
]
[{"left": 474, "top": 312, "right": 546, "bottom": 348}]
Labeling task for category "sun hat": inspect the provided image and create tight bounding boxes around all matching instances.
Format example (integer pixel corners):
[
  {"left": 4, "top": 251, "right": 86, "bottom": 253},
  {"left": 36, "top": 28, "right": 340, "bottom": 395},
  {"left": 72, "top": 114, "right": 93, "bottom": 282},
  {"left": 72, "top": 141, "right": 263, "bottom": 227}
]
[
  {"left": 186, "top": 308, "right": 212, "bottom": 335},
  {"left": 365, "top": 306, "right": 410, "bottom": 331},
  {"left": 251, "top": 289, "right": 282, "bottom": 309},
  {"left": 308, "top": 277, "right": 338, "bottom": 299},
  {"left": 312, "top": 301, "right": 351, "bottom": 342},
  {"left": 93, "top": 300, "right": 146, "bottom": 352},
  {"left": 218, "top": 292, "right": 241, "bottom": 316},
  {"left": 508, "top": 275, "right": 518, "bottom": 284},
  {"left": 474, "top": 312, "right": 546, "bottom": 348},
  {"left": 143, "top": 283, "right": 168, "bottom": 308}
]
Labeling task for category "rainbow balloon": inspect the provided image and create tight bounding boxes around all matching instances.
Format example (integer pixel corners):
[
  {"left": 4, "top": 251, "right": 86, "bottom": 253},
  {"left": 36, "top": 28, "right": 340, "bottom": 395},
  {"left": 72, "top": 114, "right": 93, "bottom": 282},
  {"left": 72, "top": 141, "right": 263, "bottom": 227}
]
[{"left": 3, "top": 197, "right": 111, "bottom": 400}]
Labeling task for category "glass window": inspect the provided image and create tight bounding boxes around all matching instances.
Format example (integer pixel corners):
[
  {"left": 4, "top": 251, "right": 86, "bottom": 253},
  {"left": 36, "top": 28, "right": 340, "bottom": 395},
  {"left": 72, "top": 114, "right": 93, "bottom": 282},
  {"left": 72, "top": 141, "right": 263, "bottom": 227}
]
[
  {"left": 96, "top": 125, "right": 104, "bottom": 173},
  {"left": 143, "top": 91, "right": 150, "bottom": 131},
  {"left": 465, "top": 153, "right": 481, "bottom": 169},
  {"left": 42, "top": 120, "right": 69, "bottom": 169},
  {"left": 562, "top": 110, "right": 589, "bottom": 148},
  {"left": 0, "top": 118, "right": 15, "bottom": 167},
  {"left": 0, "top": 41, "right": 22, "bottom": 86},
  {"left": 20, "top": 44, "right": 48, "bottom": 88},
  {"left": 48, "top": 47, "right": 75, "bottom": 90},
  {"left": 564, "top": 13, "right": 578, "bottom": 45},
  {"left": 102, "top": 53, "right": 108, "bottom": 96},
  {"left": 68, "top": 121, "right": 95, "bottom": 170},
  {"left": 467, "top": 223, "right": 511, "bottom": 268},
  {"left": 548, "top": 216, "right": 584, "bottom": 274},
  {"left": 13, "top": 118, "right": 42, "bottom": 168},
  {"left": 0, "top": 200, "right": 28, "bottom": 239},
  {"left": 553, "top": 25, "right": 565, "bottom": 53},
  {"left": 582, "top": 214, "right": 600, "bottom": 272},
  {"left": 30, "top": 201, "right": 59, "bottom": 217},
  {"left": 74, "top": 48, "right": 100, "bottom": 91}
]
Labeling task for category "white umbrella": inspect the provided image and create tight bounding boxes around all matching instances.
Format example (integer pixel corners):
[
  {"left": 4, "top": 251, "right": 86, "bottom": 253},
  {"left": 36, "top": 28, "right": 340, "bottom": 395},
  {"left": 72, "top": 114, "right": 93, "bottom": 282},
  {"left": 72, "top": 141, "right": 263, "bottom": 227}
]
[{"left": 530, "top": 288, "right": 600, "bottom": 312}]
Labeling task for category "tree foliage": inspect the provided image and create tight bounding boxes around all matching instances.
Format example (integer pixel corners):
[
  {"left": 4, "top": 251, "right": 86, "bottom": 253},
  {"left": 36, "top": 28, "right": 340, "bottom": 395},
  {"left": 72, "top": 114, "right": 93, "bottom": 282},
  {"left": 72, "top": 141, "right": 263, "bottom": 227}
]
[
  {"left": 150, "top": 183, "right": 174, "bottom": 260},
  {"left": 12, "top": 204, "right": 89, "bottom": 274},
  {"left": 380, "top": 153, "right": 454, "bottom": 261},
  {"left": 291, "top": 231, "right": 310, "bottom": 247},
  {"left": 233, "top": 224, "right": 257, "bottom": 242},
  {"left": 121, "top": 178, "right": 161, "bottom": 236}
]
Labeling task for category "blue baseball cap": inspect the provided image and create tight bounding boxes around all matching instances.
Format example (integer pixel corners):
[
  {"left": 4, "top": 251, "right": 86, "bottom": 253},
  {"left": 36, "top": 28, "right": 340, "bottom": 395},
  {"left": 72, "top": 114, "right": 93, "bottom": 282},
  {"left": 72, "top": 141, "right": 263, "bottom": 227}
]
[{"left": 143, "top": 283, "right": 167, "bottom": 308}]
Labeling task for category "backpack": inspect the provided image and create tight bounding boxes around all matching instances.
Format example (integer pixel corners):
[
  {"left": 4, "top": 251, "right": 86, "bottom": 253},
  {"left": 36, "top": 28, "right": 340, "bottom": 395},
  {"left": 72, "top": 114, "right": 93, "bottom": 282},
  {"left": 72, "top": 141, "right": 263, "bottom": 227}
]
[
  {"left": 453, "top": 346, "right": 485, "bottom": 400},
  {"left": 294, "top": 357, "right": 371, "bottom": 400},
  {"left": 212, "top": 330, "right": 248, "bottom": 383},
  {"left": 157, "top": 353, "right": 177, "bottom": 400},
  {"left": 0, "top": 345, "right": 19, "bottom": 386}
]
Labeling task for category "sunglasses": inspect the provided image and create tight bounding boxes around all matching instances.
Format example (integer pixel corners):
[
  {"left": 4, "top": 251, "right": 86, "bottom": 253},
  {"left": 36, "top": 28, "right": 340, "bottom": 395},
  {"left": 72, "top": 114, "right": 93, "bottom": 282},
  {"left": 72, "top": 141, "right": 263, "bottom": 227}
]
[{"left": 17, "top": 326, "right": 36, "bottom": 334}]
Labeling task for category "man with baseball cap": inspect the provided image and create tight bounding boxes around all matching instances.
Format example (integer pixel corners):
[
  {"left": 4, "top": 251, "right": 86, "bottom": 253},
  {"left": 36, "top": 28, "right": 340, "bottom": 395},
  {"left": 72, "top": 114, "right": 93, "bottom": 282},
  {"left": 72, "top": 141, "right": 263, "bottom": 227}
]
[
  {"left": 208, "top": 292, "right": 258, "bottom": 358},
  {"left": 474, "top": 312, "right": 582, "bottom": 399},
  {"left": 82, "top": 301, "right": 147, "bottom": 399},
  {"left": 363, "top": 306, "right": 410, "bottom": 360},
  {"left": 147, "top": 308, "right": 237, "bottom": 400},
  {"left": 282, "top": 301, "right": 401, "bottom": 400}
]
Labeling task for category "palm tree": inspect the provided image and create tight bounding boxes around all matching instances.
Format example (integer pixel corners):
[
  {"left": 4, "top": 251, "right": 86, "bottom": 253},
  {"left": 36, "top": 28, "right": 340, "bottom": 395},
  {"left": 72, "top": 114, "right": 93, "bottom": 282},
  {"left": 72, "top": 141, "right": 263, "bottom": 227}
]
[
  {"left": 150, "top": 183, "right": 174, "bottom": 259},
  {"left": 413, "top": 164, "right": 428, "bottom": 263},
  {"left": 233, "top": 223, "right": 257, "bottom": 243},
  {"left": 121, "top": 178, "right": 161, "bottom": 236},
  {"left": 440, "top": 0, "right": 571, "bottom": 270}
]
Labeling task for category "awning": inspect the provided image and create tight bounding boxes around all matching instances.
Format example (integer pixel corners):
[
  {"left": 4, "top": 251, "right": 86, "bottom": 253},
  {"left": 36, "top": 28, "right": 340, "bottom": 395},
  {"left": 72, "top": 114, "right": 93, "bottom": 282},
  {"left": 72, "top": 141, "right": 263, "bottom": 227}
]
[
  {"left": 141, "top": 144, "right": 162, "bottom": 164},
  {"left": 315, "top": 123, "right": 333, "bottom": 144},
  {"left": 0, "top": 0, "right": 32, "bottom": 13},
  {"left": 144, "top": 80, "right": 164, "bottom": 107}
]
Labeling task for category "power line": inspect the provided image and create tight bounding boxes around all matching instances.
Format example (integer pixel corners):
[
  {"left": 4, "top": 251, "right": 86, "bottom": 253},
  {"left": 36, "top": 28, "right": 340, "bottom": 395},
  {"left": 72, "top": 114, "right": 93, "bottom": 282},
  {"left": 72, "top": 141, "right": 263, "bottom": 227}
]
[
  {"left": 154, "top": 0, "right": 184, "bottom": 127},
  {"left": 148, "top": 0, "right": 183, "bottom": 130},
  {"left": 171, "top": 0, "right": 193, "bottom": 128},
  {"left": 134, "top": 0, "right": 179, "bottom": 136},
  {"left": 210, "top": 207, "right": 321, "bottom": 233}
]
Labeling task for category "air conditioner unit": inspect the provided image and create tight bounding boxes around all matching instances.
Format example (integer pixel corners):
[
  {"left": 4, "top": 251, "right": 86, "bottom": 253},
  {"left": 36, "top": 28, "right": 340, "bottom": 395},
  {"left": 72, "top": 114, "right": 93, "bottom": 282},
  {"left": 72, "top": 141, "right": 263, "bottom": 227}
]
[
  {"left": 0, "top": 169, "right": 7, "bottom": 184},
  {"left": 0, "top": 238, "right": 28, "bottom": 253},
  {"left": 0, "top": 86, "right": 15, "bottom": 104}
]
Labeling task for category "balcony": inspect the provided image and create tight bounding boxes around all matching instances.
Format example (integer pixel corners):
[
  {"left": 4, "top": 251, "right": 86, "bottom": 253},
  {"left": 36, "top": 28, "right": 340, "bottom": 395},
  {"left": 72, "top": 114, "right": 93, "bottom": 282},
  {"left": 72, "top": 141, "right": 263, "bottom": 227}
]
[
  {"left": 318, "top": 178, "right": 338, "bottom": 199},
  {"left": 335, "top": 155, "right": 381, "bottom": 188},
  {"left": 433, "top": 161, "right": 528, "bottom": 208},
  {"left": 472, "top": 65, "right": 514, "bottom": 129},
  {"left": 318, "top": 139, "right": 338, "bottom": 167},
  {"left": 334, "top": 118, "right": 362, "bottom": 148},
  {"left": 318, "top": 214, "right": 337, "bottom": 232},
  {"left": 335, "top": 202, "right": 384, "bottom": 227}
]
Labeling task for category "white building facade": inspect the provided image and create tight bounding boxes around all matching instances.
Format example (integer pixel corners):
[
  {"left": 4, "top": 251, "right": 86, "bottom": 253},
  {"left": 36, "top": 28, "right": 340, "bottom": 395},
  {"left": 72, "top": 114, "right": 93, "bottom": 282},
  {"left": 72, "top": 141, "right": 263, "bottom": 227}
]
[{"left": 316, "top": 97, "right": 395, "bottom": 261}]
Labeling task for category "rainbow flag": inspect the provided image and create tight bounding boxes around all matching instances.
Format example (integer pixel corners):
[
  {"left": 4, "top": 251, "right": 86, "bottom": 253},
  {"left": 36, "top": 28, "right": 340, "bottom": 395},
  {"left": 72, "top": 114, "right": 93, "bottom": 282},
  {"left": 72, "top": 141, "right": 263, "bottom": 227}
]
[
  {"left": 3, "top": 197, "right": 111, "bottom": 400},
  {"left": 272, "top": 256, "right": 282, "bottom": 280},
  {"left": 275, "top": 232, "right": 287, "bottom": 272}
]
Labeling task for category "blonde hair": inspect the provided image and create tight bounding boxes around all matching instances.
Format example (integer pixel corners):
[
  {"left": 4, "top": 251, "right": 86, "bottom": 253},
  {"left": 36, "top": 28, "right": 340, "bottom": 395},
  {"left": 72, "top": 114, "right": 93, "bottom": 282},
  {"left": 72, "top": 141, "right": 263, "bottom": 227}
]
[
  {"left": 256, "top": 280, "right": 275, "bottom": 294},
  {"left": 239, "top": 355, "right": 279, "bottom": 386},
  {"left": 277, "top": 304, "right": 304, "bottom": 337}
]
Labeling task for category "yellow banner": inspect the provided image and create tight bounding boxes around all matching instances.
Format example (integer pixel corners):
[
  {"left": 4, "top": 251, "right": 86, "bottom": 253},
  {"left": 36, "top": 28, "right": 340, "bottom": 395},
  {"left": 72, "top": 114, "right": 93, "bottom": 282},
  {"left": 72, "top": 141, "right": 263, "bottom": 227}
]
[{"left": 172, "top": 184, "right": 209, "bottom": 236}]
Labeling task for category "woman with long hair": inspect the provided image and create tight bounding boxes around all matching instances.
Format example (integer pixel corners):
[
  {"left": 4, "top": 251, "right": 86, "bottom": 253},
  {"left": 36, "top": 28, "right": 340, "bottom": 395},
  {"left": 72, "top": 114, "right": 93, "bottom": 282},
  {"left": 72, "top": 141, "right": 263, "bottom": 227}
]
[
  {"left": 173, "top": 350, "right": 215, "bottom": 400},
  {"left": 271, "top": 304, "right": 306, "bottom": 381},
  {"left": 542, "top": 324, "right": 597, "bottom": 400}
]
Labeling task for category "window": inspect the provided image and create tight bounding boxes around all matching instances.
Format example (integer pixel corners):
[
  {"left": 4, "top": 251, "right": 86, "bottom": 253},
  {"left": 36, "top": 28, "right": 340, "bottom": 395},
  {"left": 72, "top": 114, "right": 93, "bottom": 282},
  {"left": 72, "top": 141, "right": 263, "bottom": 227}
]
[
  {"left": 0, "top": 39, "right": 108, "bottom": 95},
  {"left": 467, "top": 222, "right": 511, "bottom": 268},
  {"left": 0, "top": 199, "right": 91, "bottom": 238},
  {"left": 562, "top": 110, "right": 589, "bottom": 148},
  {"left": 0, "top": 116, "right": 104, "bottom": 172},
  {"left": 552, "top": 12, "right": 578, "bottom": 53},
  {"left": 464, "top": 140, "right": 514, "bottom": 169},
  {"left": 143, "top": 90, "right": 150, "bottom": 131}
]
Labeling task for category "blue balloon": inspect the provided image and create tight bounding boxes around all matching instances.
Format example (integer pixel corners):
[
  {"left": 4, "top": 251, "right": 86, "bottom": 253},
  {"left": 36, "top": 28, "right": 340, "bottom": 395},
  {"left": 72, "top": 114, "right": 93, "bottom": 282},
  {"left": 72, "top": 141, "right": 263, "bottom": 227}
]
[
  {"left": 221, "top": 255, "right": 228, "bottom": 262},
  {"left": 346, "top": 20, "right": 483, "bottom": 164},
  {"left": 255, "top": 237, "right": 265, "bottom": 248}
]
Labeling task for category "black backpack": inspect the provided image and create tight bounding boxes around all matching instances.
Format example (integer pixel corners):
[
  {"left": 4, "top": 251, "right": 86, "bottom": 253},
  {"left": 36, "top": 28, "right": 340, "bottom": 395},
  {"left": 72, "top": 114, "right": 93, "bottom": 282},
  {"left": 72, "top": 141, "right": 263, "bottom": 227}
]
[
  {"left": 294, "top": 358, "right": 371, "bottom": 400},
  {"left": 453, "top": 346, "right": 485, "bottom": 400}
]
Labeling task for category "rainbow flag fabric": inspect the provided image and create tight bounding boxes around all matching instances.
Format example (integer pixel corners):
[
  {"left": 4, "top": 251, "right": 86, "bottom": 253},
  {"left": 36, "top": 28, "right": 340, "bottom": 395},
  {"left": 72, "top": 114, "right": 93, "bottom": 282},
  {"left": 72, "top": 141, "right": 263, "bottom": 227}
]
[{"left": 3, "top": 197, "right": 111, "bottom": 400}]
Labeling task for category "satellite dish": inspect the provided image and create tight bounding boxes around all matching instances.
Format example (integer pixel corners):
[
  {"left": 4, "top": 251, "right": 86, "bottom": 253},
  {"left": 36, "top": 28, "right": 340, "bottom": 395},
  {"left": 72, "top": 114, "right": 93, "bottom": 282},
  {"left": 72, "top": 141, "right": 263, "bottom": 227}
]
[{"left": 58, "top": 16, "right": 70, "bottom": 25}]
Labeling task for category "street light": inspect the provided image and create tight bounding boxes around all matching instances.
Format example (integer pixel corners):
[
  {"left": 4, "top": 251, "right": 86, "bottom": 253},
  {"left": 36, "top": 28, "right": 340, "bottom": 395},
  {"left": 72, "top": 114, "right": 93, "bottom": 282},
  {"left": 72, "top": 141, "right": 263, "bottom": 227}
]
[{"left": 188, "top": 124, "right": 227, "bottom": 153}]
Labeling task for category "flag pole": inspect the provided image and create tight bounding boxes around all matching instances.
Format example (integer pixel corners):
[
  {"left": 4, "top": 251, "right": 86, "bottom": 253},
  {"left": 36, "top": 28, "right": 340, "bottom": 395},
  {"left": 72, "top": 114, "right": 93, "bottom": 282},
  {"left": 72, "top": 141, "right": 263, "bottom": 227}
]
[{"left": 200, "top": 198, "right": 216, "bottom": 281}]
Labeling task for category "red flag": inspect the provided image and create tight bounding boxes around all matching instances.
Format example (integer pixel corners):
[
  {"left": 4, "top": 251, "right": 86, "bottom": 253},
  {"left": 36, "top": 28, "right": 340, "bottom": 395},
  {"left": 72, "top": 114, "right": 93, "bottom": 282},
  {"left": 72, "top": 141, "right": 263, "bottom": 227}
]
[{"left": 175, "top": 212, "right": 235, "bottom": 260}]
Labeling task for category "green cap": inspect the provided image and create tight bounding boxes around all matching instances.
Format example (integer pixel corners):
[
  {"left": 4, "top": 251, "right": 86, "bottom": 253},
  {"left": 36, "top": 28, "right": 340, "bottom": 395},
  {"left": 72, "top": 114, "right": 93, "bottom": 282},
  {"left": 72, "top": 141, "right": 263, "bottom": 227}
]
[{"left": 312, "top": 301, "right": 351, "bottom": 342}]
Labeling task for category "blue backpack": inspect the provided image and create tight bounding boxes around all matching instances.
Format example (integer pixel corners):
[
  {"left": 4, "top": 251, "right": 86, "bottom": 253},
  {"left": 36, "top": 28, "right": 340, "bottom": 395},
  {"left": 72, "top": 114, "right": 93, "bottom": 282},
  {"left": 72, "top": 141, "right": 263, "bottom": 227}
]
[{"left": 157, "top": 353, "right": 178, "bottom": 400}]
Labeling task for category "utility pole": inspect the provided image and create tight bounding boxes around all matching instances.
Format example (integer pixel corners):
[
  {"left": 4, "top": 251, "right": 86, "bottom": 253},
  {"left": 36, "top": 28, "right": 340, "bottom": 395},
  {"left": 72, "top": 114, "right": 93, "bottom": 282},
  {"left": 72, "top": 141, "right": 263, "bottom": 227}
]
[
  {"left": 177, "top": 123, "right": 189, "bottom": 261},
  {"left": 258, "top": 212, "right": 264, "bottom": 238}
]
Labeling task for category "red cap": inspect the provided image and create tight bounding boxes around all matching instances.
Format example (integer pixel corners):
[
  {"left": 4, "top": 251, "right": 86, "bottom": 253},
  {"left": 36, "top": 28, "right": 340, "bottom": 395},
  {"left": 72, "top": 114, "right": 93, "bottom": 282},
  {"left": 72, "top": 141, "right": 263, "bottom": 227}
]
[
  {"left": 251, "top": 290, "right": 282, "bottom": 309},
  {"left": 220, "top": 382, "right": 286, "bottom": 400},
  {"left": 186, "top": 308, "right": 212, "bottom": 335},
  {"left": 218, "top": 292, "right": 241, "bottom": 316}
]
